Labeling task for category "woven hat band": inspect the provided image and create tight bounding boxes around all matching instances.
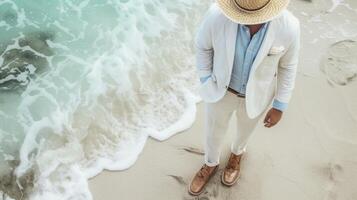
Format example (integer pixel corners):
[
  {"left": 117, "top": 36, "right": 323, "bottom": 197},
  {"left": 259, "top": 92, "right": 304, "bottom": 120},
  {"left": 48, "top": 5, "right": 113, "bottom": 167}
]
[{"left": 233, "top": 0, "right": 272, "bottom": 13}]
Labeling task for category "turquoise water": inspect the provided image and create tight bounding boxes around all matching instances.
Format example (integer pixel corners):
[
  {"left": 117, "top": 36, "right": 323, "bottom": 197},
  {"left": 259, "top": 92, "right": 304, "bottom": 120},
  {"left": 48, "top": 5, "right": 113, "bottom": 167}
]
[{"left": 0, "top": 0, "right": 209, "bottom": 199}]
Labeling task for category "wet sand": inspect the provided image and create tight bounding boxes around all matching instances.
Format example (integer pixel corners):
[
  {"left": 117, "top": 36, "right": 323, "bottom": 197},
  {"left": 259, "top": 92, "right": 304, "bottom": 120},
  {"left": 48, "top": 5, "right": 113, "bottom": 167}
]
[
  {"left": 89, "top": 89, "right": 357, "bottom": 199},
  {"left": 89, "top": 0, "right": 357, "bottom": 199}
]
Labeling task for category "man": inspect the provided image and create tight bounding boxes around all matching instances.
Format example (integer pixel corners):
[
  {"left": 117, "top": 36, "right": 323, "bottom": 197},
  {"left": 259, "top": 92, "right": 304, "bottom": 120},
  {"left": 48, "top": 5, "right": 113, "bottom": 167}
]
[{"left": 189, "top": 0, "right": 300, "bottom": 196}]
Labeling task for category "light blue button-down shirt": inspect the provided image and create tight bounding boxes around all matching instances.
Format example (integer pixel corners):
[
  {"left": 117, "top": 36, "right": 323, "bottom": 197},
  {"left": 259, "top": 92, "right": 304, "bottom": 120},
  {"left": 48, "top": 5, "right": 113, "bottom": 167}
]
[
  {"left": 229, "top": 23, "right": 268, "bottom": 94},
  {"left": 199, "top": 22, "right": 288, "bottom": 112}
]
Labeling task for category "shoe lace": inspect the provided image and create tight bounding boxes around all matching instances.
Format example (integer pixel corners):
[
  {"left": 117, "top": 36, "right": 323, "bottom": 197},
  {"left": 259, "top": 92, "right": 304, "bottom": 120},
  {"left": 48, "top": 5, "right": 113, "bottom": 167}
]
[
  {"left": 197, "top": 165, "right": 212, "bottom": 178},
  {"left": 226, "top": 155, "right": 241, "bottom": 170}
]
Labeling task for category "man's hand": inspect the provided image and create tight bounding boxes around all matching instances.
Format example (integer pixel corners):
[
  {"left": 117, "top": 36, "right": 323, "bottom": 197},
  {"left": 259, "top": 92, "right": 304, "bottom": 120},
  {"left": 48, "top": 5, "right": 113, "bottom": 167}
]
[{"left": 264, "top": 108, "right": 283, "bottom": 128}]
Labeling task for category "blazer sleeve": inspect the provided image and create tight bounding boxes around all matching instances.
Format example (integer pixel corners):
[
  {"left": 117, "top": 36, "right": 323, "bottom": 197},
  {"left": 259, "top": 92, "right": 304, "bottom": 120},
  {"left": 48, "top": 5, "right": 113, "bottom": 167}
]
[
  {"left": 194, "top": 6, "right": 215, "bottom": 78},
  {"left": 275, "top": 20, "right": 301, "bottom": 104}
]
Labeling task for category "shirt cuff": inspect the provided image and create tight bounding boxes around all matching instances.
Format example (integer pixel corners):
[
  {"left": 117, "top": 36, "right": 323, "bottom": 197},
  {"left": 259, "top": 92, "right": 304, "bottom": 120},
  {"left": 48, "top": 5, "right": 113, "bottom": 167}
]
[
  {"left": 200, "top": 75, "right": 211, "bottom": 84},
  {"left": 272, "top": 99, "right": 288, "bottom": 112}
]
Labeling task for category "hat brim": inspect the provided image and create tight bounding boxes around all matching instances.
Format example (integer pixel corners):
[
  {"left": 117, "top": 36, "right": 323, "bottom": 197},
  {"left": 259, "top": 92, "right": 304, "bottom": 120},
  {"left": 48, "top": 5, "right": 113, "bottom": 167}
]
[{"left": 216, "top": 0, "right": 290, "bottom": 24}]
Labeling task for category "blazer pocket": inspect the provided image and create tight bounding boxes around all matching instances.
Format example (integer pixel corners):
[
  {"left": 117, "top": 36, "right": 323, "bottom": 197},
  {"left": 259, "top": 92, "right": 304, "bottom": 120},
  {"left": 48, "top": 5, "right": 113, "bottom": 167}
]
[
  {"left": 268, "top": 46, "right": 285, "bottom": 56},
  {"left": 263, "top": 52, "right": 283, "bottom": 66},
  {"left": 266, "top": 51, "right": 283, "bottom": 58}
]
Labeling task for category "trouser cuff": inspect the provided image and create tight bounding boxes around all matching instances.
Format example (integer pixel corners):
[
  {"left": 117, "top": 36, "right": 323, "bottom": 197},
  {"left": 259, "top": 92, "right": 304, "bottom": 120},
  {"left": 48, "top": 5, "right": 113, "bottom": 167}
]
[
  {"left": 231, "top": 145, "right": 246, "bottom": 156},
  {"left": 204, "top": 157, "right": 219, "bottom": 167}
]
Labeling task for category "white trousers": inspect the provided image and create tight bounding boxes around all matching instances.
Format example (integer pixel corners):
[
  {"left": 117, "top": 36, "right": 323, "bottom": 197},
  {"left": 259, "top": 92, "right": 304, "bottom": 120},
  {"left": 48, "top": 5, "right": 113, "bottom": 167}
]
[{"left": 204, "top": 90, "right": 266, "bottom": 167}]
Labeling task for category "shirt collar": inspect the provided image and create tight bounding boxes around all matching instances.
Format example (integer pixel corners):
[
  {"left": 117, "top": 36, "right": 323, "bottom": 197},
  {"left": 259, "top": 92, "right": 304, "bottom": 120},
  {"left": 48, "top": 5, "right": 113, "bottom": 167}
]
[{"left": 241, "top": 22, "right": 269, "bottom": 30}]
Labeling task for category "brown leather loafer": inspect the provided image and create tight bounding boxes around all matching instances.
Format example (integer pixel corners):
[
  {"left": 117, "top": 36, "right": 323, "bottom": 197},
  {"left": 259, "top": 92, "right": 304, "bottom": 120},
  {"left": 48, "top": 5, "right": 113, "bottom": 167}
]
[
  {"left": 221, "top": 153, "right": 243, "bottom": 186},
  {"left": 188, "top": 164, "right": 218, "bottom": 196}
]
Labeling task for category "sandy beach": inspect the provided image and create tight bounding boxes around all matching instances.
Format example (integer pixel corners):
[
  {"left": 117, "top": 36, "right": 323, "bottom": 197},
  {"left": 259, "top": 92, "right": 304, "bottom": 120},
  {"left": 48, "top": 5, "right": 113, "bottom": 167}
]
[
  {"left": 1, "top": 0, "right": 356, "bottom": 199},
  {"left": 89, "top": 0, "right": 357, "bottom": 199},
  {"left": 89, "top": 82, "right": 357, "bottom": 200}
]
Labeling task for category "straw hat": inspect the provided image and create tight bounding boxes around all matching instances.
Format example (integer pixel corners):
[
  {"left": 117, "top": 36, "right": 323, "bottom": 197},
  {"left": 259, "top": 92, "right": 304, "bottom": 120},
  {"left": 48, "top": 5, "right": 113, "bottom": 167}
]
[{"left": 216, "top": 0, "right": 290, "bottom": 24}]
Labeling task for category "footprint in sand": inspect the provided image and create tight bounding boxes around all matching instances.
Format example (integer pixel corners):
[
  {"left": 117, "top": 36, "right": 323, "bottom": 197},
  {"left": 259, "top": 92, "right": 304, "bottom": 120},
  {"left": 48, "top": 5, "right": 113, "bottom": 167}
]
[
  {"left": 320, "top": 40, "right": 357, "bottom": 86},
  {"left": 323, "top": 162, "right": 344, "bottom": 200}
]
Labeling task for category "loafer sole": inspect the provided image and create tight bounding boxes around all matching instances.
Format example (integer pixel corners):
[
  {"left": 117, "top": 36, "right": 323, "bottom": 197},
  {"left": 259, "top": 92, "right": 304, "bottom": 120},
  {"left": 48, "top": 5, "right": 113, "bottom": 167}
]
[
  {"left": 188, "top": 165, "right": 218, "bottom": 196},
  {"left": 221, "top": 170, "right": 240, "bottom": 186},
  {"left": 188, "top": 185, "right": 205, "bottom": 196}
]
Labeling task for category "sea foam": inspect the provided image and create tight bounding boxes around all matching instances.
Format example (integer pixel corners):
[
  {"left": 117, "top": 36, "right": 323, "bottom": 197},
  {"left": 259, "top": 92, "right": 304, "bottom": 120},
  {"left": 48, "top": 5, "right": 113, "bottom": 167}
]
[{"left": 0, "top": 0, "right": 210, "bottom": 199}]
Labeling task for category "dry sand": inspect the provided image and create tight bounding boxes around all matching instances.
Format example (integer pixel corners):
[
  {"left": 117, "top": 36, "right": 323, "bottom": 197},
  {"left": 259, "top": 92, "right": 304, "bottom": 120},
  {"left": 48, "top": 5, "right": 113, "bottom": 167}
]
[{"left": 89, "top": 0, "right": 357, "bottom": 199}]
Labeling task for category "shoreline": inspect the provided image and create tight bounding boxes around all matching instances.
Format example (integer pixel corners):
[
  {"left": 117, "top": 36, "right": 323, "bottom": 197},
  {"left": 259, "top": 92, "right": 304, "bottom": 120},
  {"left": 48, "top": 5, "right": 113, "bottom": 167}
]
[
  {"left": 89, "top": 1, "right": 357, "bottom": 198},
  {"left": 89, "top": 87, "right": 357, "bottom": 199}
]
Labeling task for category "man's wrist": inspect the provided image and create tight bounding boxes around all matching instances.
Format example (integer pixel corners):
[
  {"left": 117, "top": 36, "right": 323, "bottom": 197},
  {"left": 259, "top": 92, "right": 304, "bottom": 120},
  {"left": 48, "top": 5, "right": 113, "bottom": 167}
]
[{"left": 272, "top": 107, "right": 283, "bottom": 113}]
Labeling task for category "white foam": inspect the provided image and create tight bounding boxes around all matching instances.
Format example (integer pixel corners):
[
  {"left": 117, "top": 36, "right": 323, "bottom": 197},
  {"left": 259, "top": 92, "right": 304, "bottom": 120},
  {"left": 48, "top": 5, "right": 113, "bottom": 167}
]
[
  {"left": 0, "top": 0, "right": 210, "bottom": 199},
  {"left": 328, "top": 0, "right": 344, "bottom": 12}
]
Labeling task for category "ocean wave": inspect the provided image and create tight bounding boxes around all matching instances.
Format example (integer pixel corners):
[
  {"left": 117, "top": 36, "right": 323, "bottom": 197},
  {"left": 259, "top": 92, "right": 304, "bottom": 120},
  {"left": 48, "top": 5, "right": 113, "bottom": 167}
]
[{"left": 0, "top": 0, "right": 210, "bottom": 199}]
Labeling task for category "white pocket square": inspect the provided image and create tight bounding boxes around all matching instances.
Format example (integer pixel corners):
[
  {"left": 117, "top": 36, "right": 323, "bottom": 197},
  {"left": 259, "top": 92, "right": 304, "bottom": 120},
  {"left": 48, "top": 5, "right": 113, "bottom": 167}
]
[{"left": 268, "top": 46, "right": 285, "bottom": 55}]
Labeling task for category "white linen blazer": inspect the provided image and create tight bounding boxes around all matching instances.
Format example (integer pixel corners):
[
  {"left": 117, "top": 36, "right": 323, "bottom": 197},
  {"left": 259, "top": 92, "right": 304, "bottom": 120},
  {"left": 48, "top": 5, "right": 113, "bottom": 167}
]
[{"left": 195, "top": 3, "right": 300, "bottom": 119}]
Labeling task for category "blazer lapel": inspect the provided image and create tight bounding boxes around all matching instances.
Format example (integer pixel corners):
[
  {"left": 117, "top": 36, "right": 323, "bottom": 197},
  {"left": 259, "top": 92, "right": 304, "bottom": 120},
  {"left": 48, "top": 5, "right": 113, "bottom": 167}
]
[
  {"left": 224, "top": 18, "right": 238, "bottom": 76},
  {"left": 249, "top": 20, "right": 277, "bottom": 74}
]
